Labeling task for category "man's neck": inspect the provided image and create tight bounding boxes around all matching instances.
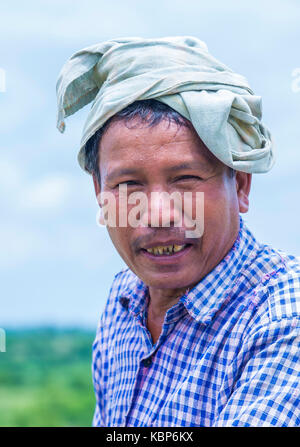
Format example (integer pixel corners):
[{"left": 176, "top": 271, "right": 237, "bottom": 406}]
[{"left": 146, "top": 286, "right": 188, "bottom": 344}]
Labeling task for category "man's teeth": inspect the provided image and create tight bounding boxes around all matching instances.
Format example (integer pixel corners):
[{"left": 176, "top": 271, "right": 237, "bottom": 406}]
[{"left": 146, "top": 244, "right": 186, "bottom": 255}]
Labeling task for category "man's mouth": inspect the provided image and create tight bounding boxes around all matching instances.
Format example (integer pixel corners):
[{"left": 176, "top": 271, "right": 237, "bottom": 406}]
[
  {"left": 143, "top": 244, "right": 188, "bottom": 256},
  {"left": 136, "top": 236, "right": 197, "bottom": 263},
  {"left": 139, "top": 242, "right": 194, "bottom": 261}
]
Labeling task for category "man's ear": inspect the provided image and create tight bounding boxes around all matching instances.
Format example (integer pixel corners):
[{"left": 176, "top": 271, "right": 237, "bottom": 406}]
[
  {"left": 93, "top": 174, "right": 106, "bottom": 225},
  {"left": 92, "top": 174, "right": 101, "bottom": 206},
  {"left": 235, "top": 171, "right": 252, "bottom": 213}
]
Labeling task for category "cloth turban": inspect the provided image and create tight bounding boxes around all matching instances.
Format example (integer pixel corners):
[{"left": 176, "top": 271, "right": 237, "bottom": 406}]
[{"left": 56, "top": 36, "right": 274, "bottom": 174}]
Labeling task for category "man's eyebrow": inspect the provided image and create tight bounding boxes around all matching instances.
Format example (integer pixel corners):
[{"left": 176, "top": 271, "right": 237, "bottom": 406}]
[
  {"left": 166, "top": 161, "right": 214, "bottom": 172},
  {"left": 106, "top": 162, "right": 215, "bottom": 181},
  {"left": 106, "top": 168, "right": 139, "bottom": 182}
]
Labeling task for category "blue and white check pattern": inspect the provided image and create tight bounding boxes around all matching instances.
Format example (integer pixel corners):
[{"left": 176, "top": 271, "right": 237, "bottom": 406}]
[{"left": 92, "top": 216, "right": 300, "bottom": 426}]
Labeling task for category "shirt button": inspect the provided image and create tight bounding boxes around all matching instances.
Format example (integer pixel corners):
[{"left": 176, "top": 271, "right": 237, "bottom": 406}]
[{"left": 142, "top": 357, "right": 152, "bottom": 367}]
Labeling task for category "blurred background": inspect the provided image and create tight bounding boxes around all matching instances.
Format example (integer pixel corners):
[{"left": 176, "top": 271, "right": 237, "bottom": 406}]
[{"left": 0, "top": 0, "right": 299, "bottom": 426}]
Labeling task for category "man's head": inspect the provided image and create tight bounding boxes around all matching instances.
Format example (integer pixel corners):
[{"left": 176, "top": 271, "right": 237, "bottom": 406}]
[
  {"left": 85, "top": 100, "right": 251, "bottom": 295},
  {"left": 56, "top": 36, "right": 274, "bottom": 299}
]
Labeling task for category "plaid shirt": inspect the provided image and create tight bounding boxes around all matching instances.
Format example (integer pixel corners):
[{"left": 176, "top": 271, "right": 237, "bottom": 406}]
[{"left": 92, "top": 216, "right": 300, "bottom": 427}]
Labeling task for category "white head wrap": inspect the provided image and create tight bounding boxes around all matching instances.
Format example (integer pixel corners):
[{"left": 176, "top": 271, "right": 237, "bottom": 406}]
[{"left": 56, "top": 36, "right": 274, "bottom": 174}]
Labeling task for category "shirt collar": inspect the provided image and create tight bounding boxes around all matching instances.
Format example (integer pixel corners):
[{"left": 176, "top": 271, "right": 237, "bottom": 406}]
[{"left": 118, "top": 216, "right": 260, "bottom": 325}]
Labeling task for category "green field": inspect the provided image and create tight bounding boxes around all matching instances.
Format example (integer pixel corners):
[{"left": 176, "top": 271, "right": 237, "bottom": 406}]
[{"left": 0, "top": 328, "right": 96, "bottom": 427}]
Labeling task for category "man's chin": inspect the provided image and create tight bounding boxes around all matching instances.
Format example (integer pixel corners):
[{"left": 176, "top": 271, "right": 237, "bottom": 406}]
[{"left": 140, "top": 271, "right": 200, "bottom": 293}]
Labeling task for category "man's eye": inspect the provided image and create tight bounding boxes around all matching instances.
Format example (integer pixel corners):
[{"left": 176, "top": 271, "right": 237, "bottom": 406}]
[
  {"left": 116, "top": 180, "right": 139, "bottom": 187},
  {"left": 175, "top": 175, "right": 202, "bottom": 181}
]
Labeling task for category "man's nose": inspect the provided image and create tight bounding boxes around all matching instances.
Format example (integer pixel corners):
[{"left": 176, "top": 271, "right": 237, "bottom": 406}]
[{"left": 140, "top": 189, "right": 183, "bottom": 228}]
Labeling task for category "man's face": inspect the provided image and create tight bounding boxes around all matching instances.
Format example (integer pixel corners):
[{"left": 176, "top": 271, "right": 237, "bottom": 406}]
[{"left": 94, "top": 118, "right": 251, "bottom": 297}]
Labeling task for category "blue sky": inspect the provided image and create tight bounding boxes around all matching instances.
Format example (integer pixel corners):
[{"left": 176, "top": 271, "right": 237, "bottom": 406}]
[{"left": 0, "top": 0, "right": 299, "bottom": 328}]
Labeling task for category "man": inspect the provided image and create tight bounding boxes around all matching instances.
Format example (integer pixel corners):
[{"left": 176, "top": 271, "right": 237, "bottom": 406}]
[{"left": 56, "top": 37, "right": 300, "bottom": 426}]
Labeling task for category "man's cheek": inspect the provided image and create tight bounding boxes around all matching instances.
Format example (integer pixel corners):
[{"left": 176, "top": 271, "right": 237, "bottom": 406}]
[
  {"left": 182, "top": 191, "right": 205, "bottom": 239},
  {"left": 108, "top": 227, "right": 132, "bottom": 258}
]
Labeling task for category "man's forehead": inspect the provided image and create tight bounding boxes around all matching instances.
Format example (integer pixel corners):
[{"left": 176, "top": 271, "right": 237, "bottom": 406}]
[
  {"left": 99, "top": 118, "right": 221, "bottom": 169},
  {"left": 101, "top": 117, "right": 191, "bottom": 143}
]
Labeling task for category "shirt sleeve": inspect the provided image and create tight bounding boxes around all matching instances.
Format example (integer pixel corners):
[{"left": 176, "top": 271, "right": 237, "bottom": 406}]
[
  {"left": 91, "top": 312, "right": 106, "bottom": 427},
  {"left": 91, "top": 269, "right": 127, "bottom": 426},
  {"left": 213, "top": 318, "right": 300, "bottom": 427}
]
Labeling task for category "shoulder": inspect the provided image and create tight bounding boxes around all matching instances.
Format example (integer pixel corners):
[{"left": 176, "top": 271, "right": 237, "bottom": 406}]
[
  {"left": 265, "top": 249, "right": 300, "bottom": 321},
  {"left": 93, "top": 266, "right": 137, "bottom": 343},
  {"left": 242, "top": 242, "right": 300, "bottom": 331},
  {"left": 103, "top": 265, "right": 138, "bottom": 315},
  {"left": 111, "top": 266, "right": 138, "bottom": 294}
]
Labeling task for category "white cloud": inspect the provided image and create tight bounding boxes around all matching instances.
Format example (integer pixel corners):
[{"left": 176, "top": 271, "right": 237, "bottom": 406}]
[
  {"left": 0, "top": 158, "right": 113, "bottom": 268},
  {"left": 0, "top": 68, "right": 47, "bottom": 134},
  {"left": 20, "top": 174, "right": 71, "bottom": 211},
  {"left": 0, "top": 0, "right": 147, "bottom": 42},
  {"left": 0, "top": 158, "right": 75, "bottom": 213},
  {"left": 0, "top": 223, "right": 43, "bottom": 267},
  {"left": 0, "top": 219, "right": 116, "bottom": 269},
  {"left": 0, "top": 159, "right": 22, "bottom": 190},
  {"left": 1, "top": 0, "right": 299, "bottom": 43}
]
